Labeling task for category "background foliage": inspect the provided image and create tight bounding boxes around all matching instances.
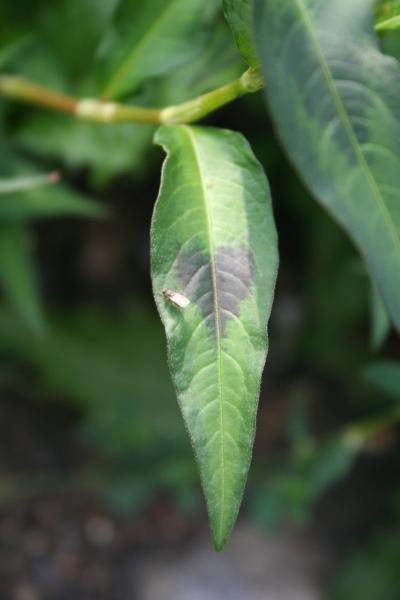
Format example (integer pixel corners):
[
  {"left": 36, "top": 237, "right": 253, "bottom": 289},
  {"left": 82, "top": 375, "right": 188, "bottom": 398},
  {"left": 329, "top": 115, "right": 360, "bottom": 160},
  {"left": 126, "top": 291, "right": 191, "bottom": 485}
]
[{"left": 0, "top": 0, "right": 399, "bottom": 596}]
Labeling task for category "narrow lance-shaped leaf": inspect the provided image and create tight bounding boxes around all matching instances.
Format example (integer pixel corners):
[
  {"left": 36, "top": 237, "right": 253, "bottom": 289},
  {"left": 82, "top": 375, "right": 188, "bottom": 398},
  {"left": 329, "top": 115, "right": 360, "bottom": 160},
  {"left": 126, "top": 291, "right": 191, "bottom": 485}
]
[
  {"left": 223, "top": 0, "right": 260, "bottom": 67},
  {"left": 254, "top": 0, "right": 400, "bottom": 332},
  {"left": 151, "top": 125, "right": 278, "bottom": 549}
]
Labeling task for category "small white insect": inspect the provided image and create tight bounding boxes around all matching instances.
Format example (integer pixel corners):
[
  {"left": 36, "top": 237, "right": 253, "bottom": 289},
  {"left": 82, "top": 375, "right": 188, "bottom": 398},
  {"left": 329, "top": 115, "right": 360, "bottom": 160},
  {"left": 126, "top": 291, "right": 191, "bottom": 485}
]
[{"left": 162, "top": 288, "right": 190, "bottom": 309}]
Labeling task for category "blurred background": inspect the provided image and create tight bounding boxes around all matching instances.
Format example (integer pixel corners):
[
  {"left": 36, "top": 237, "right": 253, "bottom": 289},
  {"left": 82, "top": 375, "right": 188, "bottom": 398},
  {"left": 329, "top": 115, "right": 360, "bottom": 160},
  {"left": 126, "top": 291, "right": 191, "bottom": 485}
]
[{"left": 0, "top": 1, "right": 400, "bottom": 598}]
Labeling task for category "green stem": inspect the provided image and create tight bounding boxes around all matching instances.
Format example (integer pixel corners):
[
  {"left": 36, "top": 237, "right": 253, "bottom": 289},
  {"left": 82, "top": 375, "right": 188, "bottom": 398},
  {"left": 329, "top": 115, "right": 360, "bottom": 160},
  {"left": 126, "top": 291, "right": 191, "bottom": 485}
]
[
  {"left": 160, "top": 68, "right": 264, "bottom": 124},
  {"left": 0, "top": 75, "right": 77, "bottom": 113},
  {"left": 0, "top": 68, "right": 264, "bottom": 125}
]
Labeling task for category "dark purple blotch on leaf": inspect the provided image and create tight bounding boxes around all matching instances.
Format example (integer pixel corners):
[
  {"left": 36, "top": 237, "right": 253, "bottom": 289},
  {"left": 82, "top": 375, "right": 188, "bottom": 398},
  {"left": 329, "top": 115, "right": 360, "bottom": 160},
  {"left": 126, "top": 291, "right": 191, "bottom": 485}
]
[{"left": 176, "top": 244, "right": 254, "bottom": 335}]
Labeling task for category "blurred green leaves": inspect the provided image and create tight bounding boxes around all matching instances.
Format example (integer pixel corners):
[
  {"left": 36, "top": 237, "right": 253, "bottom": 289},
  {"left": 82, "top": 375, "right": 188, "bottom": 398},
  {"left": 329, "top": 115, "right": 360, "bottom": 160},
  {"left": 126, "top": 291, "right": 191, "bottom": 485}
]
[
  {"left": 0, "top": 170, "right": 103, "bottom": 331},
  {"left": 363, "top": 361, "right": 400, "bottom": 401},
  {"left": 370, "top": 284, "right": 391, "bottom": 350},
  {"left": 329, "top": 527, "right": 400, "bottom": 599},
  {"left": 0, "top": 223, "right": 44, "bottom": 334},
  {"left": 223, "top": 0, "right": 259, "bottom": 67},
  {"left": 11, "top": 8, "right": 242, "bottom": 183},
  {"left": 0, "top": 306, "right": 198, "bottom": 513},
  {"left": 98, "top": 0, "right": 219, "bottom": 100},
  {"left": 375, "top": 0, "right": 400, "bottom": 31},
  {"left": 40, "top": 0, "right": 120, "bottom": 77},
  {"left": 0, "top": 171, "right": 57, "bottom": 194},
  {"left": 250, "top": 394, "right": 359, "bottom": 529}
]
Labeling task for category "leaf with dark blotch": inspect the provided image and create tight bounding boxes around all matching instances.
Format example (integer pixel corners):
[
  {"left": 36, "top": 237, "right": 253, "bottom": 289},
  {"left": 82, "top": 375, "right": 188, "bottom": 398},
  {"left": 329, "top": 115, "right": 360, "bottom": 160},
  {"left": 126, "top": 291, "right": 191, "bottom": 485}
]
[
  {"left": 254, "top": 0, "right": 400, "bottom": 332},
  {"left": 151, "top": 125, "right": 278, "bottom": 549}
]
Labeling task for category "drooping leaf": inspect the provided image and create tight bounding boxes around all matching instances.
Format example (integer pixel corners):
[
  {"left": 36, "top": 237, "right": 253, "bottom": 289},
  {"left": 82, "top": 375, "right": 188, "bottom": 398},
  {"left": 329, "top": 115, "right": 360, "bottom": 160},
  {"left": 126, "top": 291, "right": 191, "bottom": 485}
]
[
  {"left": 254, "top": 0, "right": 400, "bottom": 332},
  {"left": 98, "top": 0, "right": 219, "bottom": 100},
  {"left": 0, "top": 223, "right": 44, "bottom": 333},
  {"left": 223, "top": 0, "right": 259, "bottom": 67},
  {"left": 151, "top": 125, "right": 278, "bottom": 549}
]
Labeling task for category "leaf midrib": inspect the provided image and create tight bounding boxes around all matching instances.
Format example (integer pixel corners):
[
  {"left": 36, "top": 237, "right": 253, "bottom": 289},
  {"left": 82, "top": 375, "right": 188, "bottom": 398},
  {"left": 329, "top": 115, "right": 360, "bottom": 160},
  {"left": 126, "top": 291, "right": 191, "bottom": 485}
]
[
  {"left": 181, "top": 125, "right": 226, "bottom": 541},
  {"left": 102, "top": 0, "right": 182, "bottom": 99},
  {"left": 293, "top": 0, "right": 400, "bottom": 257}
]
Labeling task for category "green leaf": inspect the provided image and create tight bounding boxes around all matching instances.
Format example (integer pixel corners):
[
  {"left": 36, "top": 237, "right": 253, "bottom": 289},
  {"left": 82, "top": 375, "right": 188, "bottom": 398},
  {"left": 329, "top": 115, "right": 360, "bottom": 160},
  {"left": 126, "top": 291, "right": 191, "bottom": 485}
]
[
  {"left": 223, "top": 0, "right": 259, "bottom": 67},
  {"left": 40, "top": 0, "right": 120, "bottom": 77},
  {"left": 0, "top": 223, "right": 44, "bottom": 334},
  {"left": 329, "top": 527, "right": 400, "bottom": 600},
  {"left": 15, "top": 17, "right": 241, "bottom": 185},
  {"left": 370, "top": 283, "right": 391, "bottom": 350},
  {"left": 254, "top": 0, "right": 400, "bottom": 332},
  {"left": 151, "top": 125, "right": 278, "bottom": 549},
  {"left": 376, "top": 14, "right": 400, "bottom": 31},
  {"left": 0, "top": 35, "right": 32, "bottom": 70},
  {"left": 375, "top": 1, "right": 400, "bottom": 31},
  {"left": 0, "top": 306, "right": 187, "bottom": 453},
  {"left": 98, "top": 0, "right": 219, "bottom": 100},
  {"left": 16, "top": 113, "right": 154, "bottom": 184},
  {"left": 363, "top": 361, "right": 400, "bottom": 400},
  {"left": 0, "top": 183, "right": 106, "bottom": 220},
  {"left": 0, "top": 171, "right": 58, "bottom": 195},
  {"left": 157, "top": 16, "right": 244, "bottom": 106}
]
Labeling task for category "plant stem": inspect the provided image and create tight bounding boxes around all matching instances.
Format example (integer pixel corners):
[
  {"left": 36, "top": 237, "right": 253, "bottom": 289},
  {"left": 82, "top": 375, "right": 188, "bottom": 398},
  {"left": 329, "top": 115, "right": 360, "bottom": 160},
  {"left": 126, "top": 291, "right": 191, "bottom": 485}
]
[
  {"left": 0, "top": 75, "right": 77, "bottom": 113},
  {"left": 0, "top": 68, "right": 264, "bottom": 125},
  {"left": 160, "top": 68, "right": 264, "bottom": 124}
]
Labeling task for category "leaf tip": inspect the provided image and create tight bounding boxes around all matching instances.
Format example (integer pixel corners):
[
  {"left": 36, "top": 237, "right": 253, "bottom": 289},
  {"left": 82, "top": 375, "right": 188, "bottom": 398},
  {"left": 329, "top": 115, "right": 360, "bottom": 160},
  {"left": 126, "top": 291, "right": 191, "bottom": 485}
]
[{"left": 212, "top": 533, "right": 229, "bottom": 552}]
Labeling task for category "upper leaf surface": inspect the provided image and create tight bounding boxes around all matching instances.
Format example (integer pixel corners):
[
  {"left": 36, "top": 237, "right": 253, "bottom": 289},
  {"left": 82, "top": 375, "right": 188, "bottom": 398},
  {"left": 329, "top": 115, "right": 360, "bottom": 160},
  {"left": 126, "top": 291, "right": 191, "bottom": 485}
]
[
  {"left": 254, "top": 0, "right": 400, "bottom": 331},
  {"left": 223, "top": 0, "right": 259, "bottom": 67},
  {"left": 151, "top": 124, "right": 278, "bottom": 549},
  {"left": 98, "top": 0, "right": 218, "bottom": 100}
]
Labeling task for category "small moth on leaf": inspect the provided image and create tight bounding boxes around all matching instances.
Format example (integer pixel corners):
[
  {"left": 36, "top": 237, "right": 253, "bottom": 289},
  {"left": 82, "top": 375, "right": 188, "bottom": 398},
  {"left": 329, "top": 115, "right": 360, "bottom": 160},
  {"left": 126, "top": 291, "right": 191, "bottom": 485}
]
[{"left": 162, "top": 288, "right": 190, "bottom": 309}]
